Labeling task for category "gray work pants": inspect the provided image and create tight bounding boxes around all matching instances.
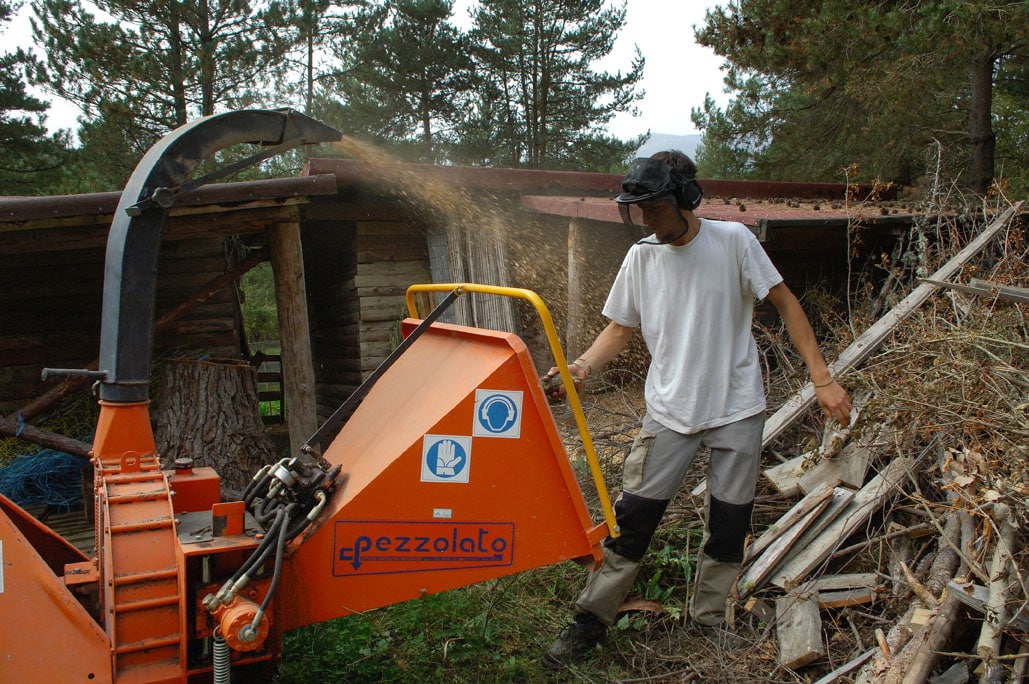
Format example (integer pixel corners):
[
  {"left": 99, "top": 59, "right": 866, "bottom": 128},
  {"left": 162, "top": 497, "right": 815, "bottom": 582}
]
[{"left": 575, "top": 412, "right": 762, "bottom": 626}]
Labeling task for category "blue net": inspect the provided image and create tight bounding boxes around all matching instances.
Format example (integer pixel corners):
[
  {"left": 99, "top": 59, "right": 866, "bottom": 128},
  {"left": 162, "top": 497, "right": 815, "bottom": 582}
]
[{"left": 0, "top": 449, "right": 85, "bottom": 511}]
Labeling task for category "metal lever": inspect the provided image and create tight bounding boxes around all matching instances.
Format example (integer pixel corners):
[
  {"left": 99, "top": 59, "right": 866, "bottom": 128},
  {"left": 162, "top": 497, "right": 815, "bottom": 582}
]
[{"left": 41, "top": 368, "right": 108, "bottom": 382}]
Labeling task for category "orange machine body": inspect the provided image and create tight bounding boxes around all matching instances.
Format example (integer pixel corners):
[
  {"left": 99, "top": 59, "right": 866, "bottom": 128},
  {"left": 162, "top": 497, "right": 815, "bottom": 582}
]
[
  {"left": 278, "top": 319, "right": 605, "bottom": 629},
  {"left": 0, "top": 318, "right": 604, "bottom": 683}
]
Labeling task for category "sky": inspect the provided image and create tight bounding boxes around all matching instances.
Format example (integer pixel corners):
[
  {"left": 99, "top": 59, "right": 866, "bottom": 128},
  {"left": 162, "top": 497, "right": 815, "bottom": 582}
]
[{"left": 12, "top": 0, "right": 732, "bottom": 140}]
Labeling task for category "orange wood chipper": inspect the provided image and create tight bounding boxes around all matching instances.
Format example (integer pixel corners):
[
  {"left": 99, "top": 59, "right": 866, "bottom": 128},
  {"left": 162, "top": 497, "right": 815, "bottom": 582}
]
[{"left": 0, "top": 109, "right": 617, "bottom": 683}]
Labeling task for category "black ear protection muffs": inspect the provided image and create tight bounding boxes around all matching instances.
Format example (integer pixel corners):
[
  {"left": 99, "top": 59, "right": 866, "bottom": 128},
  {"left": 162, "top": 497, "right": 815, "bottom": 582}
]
[{"left": 669, "top": 166, "right": 704, "bottom": 211}]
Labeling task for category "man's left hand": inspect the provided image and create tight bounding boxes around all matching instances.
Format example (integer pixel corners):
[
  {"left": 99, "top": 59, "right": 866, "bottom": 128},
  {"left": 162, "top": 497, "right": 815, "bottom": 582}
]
[{"left": 815, "top": 380, "right": 852, "bottom": 426}]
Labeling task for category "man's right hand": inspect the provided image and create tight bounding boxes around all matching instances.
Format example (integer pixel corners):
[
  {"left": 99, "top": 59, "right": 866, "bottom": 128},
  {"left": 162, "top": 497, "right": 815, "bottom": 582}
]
[{"left": 543, "top": 363, "right": 588, "bottom": 403}]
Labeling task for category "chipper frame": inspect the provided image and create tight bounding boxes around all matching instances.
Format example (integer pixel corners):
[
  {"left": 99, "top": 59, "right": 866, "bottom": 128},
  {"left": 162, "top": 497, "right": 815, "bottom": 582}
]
[{"left": 0, "top": 110, "right": 615, "bottom": 683}]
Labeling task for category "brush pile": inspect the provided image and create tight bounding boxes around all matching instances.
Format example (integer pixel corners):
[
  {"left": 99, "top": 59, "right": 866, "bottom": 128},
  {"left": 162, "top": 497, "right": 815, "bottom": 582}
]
[{"left": 559, "top": 200, "right": 1027, "bottom": 682}]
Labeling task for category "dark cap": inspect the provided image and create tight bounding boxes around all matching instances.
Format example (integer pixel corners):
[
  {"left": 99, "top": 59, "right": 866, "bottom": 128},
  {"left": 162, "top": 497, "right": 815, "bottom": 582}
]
[{"left": 615, "top": 157, "right": 676, "bottom": 204}]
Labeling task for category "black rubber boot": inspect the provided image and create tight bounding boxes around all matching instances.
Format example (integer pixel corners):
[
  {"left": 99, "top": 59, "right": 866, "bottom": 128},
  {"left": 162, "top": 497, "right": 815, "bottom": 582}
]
[{"left": 542, "top": 612, "right": 607, "bottom": 669}]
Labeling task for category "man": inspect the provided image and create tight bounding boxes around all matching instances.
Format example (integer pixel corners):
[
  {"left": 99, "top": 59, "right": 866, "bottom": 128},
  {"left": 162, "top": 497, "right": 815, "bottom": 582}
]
[{"left": 542, "top": 151, "right": 852, "bottom": 668}]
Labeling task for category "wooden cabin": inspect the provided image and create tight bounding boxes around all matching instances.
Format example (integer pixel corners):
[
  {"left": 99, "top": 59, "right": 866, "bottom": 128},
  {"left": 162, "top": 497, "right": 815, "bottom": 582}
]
[{"left": 0, "top": 159, "right": 907, "bottom": 456}]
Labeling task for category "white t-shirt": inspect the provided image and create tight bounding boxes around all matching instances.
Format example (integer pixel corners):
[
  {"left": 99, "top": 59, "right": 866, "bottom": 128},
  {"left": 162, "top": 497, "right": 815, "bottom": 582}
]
[{"left": 603, "top": 218, "right": 784, "bottom": 434}]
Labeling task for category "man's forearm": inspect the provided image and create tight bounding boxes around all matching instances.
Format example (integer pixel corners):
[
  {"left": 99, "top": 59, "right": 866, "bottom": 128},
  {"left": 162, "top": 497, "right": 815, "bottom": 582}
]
[
  {"left": 571, "top": 321, "right": 635, "bottom": 374},
  {"left": 767, "top": 283, "right": 831, "bottom": 383}
]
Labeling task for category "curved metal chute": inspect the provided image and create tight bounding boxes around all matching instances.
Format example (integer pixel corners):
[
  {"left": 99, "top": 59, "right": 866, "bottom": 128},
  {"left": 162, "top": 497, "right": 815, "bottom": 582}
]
[{"left": 97, "top": 108, "right": 341, "bottom": 402}]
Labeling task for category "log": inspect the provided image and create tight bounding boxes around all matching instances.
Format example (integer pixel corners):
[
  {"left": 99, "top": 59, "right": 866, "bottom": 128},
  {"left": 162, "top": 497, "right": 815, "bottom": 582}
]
[
  {"left": 854, "top": 603, "right": 918, "bottom": 684},
  {"left": 895, "top": 590, "right": 962, "bottom": 684},
  {"left": 0, "top": 416, "right": 91, "bottom": 457},
  {"left": 154, "top": 357, "right": 275, "bottom": 495}
]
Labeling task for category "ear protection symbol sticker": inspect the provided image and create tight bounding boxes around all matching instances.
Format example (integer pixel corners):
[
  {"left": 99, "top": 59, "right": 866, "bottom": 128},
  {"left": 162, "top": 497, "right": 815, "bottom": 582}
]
[
  {"left": 473, "top": 389, "right": 523, "bottom": 438},
  {"left": 479, "top": 394, "right": 518, "bottom": 433}
]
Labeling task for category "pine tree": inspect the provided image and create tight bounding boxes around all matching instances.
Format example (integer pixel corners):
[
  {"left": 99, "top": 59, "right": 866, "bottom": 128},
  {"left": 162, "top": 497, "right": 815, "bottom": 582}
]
[
  {"left": 0, "top": 0, "right": 70, "bottom": 194},
  {"left": 465, "top": 0, "right": 643, "bottom": 170},
  {"left": 322, "top": 0, "right": 474, "bottom": 162},
  {"left": 694, "top": 1, "right": 1029, "bottom": 193},
  {"left": 31, "top": 0, "right": 300, "bottom": 188}
]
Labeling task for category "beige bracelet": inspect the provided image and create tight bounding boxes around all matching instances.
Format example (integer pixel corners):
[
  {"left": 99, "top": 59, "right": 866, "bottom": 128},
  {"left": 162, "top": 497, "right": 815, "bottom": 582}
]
[
  {"left": 812, "top": 377, "right": 835, "bottom": 388},
  {"left": 572, "top": 359, "right": 592, "bottom": 377}
]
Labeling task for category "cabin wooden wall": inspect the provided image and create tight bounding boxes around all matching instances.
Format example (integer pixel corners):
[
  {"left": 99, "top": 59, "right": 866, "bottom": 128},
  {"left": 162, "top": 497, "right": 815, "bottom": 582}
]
[
  {"left": 302, "top": 219, "right": 431, "bottom": 424},
  {"left": 0, "top": 235, "right": 242, "bottom": 415}
]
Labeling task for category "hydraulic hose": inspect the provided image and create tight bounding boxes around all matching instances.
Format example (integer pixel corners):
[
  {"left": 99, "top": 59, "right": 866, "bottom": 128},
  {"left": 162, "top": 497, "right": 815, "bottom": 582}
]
[
  {"left": 217, "top": 506, "right": 287, "bottom": 601},
  {"left": 244, "top": 503, "right": 293, "bottom": 638}
]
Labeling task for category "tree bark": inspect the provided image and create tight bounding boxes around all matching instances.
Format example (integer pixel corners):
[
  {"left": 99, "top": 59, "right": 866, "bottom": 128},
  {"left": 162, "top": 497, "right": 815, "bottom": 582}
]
[
  {"left": 969, "top": 55, "right": 996, "bottom": 194},
  {"left": 155, "top": 357, "right": 275, "bottom": 496}
]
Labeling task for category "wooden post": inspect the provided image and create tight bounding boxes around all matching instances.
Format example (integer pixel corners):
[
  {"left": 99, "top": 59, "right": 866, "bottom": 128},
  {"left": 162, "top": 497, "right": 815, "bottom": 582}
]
[
  {"left": 567, "top": 218, "right": 588, "bottom": 356},
  {"left": 268, "top": 222, "right": 318, "bottom": 457}
]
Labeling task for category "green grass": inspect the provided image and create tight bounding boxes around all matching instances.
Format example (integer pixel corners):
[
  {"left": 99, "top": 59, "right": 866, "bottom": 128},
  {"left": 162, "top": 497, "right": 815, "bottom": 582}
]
[
  {"left": 276, "top": 523, "right": 703, "bottom": 683},
  {"left": 278, "top": 565, "right": 588, "bottom": 682}
]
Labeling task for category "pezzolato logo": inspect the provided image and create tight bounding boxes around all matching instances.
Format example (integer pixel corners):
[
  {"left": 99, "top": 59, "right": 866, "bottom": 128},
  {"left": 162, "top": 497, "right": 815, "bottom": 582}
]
[{"left": 333, "top": 520, "right": 515, "bottom": 576}]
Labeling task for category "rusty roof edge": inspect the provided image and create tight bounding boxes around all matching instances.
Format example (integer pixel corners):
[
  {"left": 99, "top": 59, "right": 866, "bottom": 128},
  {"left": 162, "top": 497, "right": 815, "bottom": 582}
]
[
  {"left": 304, "top": 158, "right": 623, "bottom": 194},
  {"left": 305, "top": 158, "right": 890, "bottom": 201},
  {"left": 0, "top": 174, "right": 339, "bottom": 224}
]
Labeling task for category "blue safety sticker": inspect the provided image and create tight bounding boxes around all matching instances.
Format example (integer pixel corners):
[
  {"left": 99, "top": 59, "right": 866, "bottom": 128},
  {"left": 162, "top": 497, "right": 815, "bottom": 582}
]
[
  {"left": 421, "top": 434, "right": 472, "bottom": 483},
  {"left": 472, "top": 389, "right": 523, "bottom": 438}
]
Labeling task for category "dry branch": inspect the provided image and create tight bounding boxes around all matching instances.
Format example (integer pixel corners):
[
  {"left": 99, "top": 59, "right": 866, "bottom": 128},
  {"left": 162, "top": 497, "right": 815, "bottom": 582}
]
[{"left": 976, "top": 503, "right": 1017, "bottom": 661}]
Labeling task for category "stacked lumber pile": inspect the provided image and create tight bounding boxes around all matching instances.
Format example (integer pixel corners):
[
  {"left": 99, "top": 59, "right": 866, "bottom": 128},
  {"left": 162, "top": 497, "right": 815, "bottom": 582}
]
[{"left": 722, "top": 203, "right": 1028, "bottom": 682}]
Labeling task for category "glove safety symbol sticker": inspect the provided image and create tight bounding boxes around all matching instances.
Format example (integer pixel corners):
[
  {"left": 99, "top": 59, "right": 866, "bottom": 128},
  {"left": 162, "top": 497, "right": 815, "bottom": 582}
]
[
  {"left": 421, "top": 434, "right": 472, "bottom": 483},
  {"left": 472, "top": 389, "right": 523, "bottom": 438}
]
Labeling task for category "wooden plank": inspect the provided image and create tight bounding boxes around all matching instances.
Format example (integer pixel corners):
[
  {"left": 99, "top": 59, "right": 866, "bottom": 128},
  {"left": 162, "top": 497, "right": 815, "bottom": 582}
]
[
  {"left": 948, "top": 581, "right": 1029, "bottom": 632},
  {"left": 795, "top": 572, "right": 879, "bottom": 594},
  {"left": 355, "top": 221, "right": 419, "bottom": 237},
  {"left": 797, "top": 439, "right": 872, "bottom": 495},
  {"left": 761, "top": 202, "right": 1022, "bottom": 446},
  {"left": 816, "top": 587, "right": 877, "bottom": 608},
  {"left": 811, "top": 649, "right": 875, "bottom": 684},
  {"left": 745, "top": 481, "right": 835, "bottom": 562},
  {"left": 738, "top": 493, "right": 834, "bottom": 598},
  {"left": 776, "top": 592, "right": 825, "bottom": 669},
  {"left": 771, "top": 458, "right": 911, "bottom": 590},
  {"left": 921, "top": 277, "right": 1029, "bottom": 304},
  {"left": 762, "top": 452, "right": 813, "bottom": 497}
]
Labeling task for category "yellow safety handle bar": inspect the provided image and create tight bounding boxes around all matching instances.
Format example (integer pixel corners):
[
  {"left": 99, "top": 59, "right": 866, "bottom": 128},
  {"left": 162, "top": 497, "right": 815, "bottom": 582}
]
[{"left": 405, "top": 283, "right": 618, "bottom": 539}]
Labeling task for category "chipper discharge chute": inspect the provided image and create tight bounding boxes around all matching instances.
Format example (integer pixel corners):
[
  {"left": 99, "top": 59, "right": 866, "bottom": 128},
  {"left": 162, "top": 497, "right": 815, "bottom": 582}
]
[{"left": 0, "top": 107, "right": 615, "bottom": 683}]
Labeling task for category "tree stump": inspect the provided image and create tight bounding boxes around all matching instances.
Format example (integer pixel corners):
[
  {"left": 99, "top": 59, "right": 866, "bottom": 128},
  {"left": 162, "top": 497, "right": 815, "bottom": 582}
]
[{"left": 155, "top": 358, "right": 277, "bottom": 497}]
